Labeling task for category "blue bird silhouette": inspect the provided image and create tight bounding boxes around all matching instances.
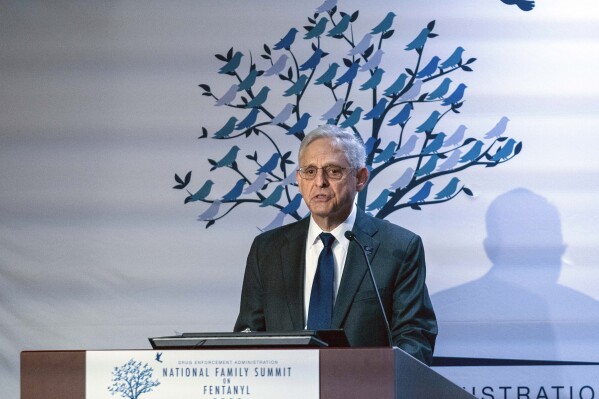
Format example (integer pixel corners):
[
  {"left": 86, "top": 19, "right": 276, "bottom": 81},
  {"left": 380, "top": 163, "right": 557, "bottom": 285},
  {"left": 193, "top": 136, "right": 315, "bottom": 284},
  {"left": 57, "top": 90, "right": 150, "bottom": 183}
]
[
  {"left": 236, "top": 108, "right": 259, "bottom": 130},
  {"left": 339, "top": 107, "right": 363, "bottom": 128},
  {"left": 440, "top": 47, "right": 465, "bottom": 69},
  {"left": 422, "top": 132, "right": 446, "bottom": 154},
  {"left": 335, "top": 62, "right": 360, "bottom": 86},
  {"left": 399, "top": 79, "right": 423, "bottom": 101},
  {"left": 444, "top": 124, "right": 467, "bottom": 147},
  {"left": 408, "top": 181, "right": 433, "bottom": 203},
  {"left": 384, "top": 73, "right": 408, "bottom": 96},
  {"left": 304, "top": 17, "right": 328, "bottom": 39},
  {"left": 257, "top": 153, "right": 280, "bottom": 175},
  {"left": 360, "top": 68, "right": 384, "bottom": 91},
  {"left": 263, "top": 54, "right": 289, "bottom": 76},
  {"left": 281, "top": 193, "right": 302, "bottom": 214},
  {"left": 459, "top": 141, "right": 484, "bottom": 163},
  {"left": 373, "top": 141, "right": 396, "bottom": 164},
  {"left": 197, "top": 200, "right": 221, "bottom": 221},
  {"left": 219, "top": 51, "right": 243, "bottom": 75},
  {"left": 315, "top": 63, "right": 339, "bottom": 85},
  {"left": 371, "top": 12, "right": 396, "bottom": 34},
  {"left": 359, "top": 49, "right": 384, "bottom": 71},
  {"left": 278, "top": 169, "right": 298, "bottom": 187},
  {"left": 244, "top": 173, "right": 268, "bottom": 194},
  {"left": 437, "top": 149, "right": 462, "bottom": 171},
  {"left": 327, "top": 14, "right": 350, "bottom": 37},
  {"left": 390, "top": 167, "right": 415, "bottom": 190},
  {"left": 287, "top": 113, "right": 311, "bottom": 136},
  {"left": 299, "top": 48, "right": 325, "bottom": 71},
  {"left": 484, "top": 116, "right": 510, "bottom": 139},
  {"left": 187, "top": 180, "right": 214, "bottom": 203},
  {"left": 260, "top": 186, "right": 284, "bottom": 207},
  {"left": 213, "top": 117, "right": 238, "bottom": 139},
  {"left": 415, "top": 111, "right": 441, "bottom": 133},
  {"left": 215, "top": 84, "right": 238, "bottom": 106},
  {"left": 366, "top": 189, "right": 390, "bottom": 211},
  {"left": 441, "top": 83, "right": 467, "bottom": 106},
  {"left": 222, "top": 179, "right": 245, "bottom": 201},
  {"left": 415, "top": 154, "right": 439, "bottom": 176},
  {"left": 284, "top": 74, "right": 308, "bottom": 97},
  {"left": 394, "top": 135, "right": 418, "bottom": 158},
  {"left": 427, "top": 78, "right": 452, "bottom": 101},
  {"left": 245, "top": 87, "right": 270, "bottom": 108},
  {"left": 364, "top": 136, "right": 378, "bottom": 156},
  {"left": 155, "top": 352, "right": 163, "bottom": 363},
  {"left": 435, "top": 177, "right": 461, "bottom": 199},
  {"left": 237, "top": 69, "right": 257, "bottom": 92},
  {"left": 405, "top": 28, "right": 429, "bottom": 51},
  {"left": 270, "top": 103, "right": 295, "bottom": 125},
  {"left": 363, "top": 98, "right": 388, "bottom": 120},
  {"left": 273, "top": 28, "right": 299, "bottom": 50},
  {"left": 316, "top": 0, "right": 337, "bottom": 13},
  {"left": 214, "top": 145, "right": 241, "bottom": 169},
  {"left": 416, "top": 56, "right": 441, "bottom": 78},
  {"left": 500, "top": 0, "right": 535, "bottom": 11},
  {"left": 260, "top": 211, "right": 287, "bottom": 232},
  {"left": 491, "top": 138, "right": 517, "bottom": 161},
  {"left": 348, "top": 33, "right": 372, "bottom": 56},
  {"left": 321, "top": 99, "right": 345, "bottom": 121},
  {"left": 387, "top": 103, "right": 413, "bottom": 127}
]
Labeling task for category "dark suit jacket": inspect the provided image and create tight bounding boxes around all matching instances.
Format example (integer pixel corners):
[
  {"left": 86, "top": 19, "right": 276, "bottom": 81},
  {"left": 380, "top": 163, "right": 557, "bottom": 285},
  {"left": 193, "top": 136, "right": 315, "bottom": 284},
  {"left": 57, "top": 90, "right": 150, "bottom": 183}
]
[{"left": 234, "top": 209, "right": 437, "bottom": 365}]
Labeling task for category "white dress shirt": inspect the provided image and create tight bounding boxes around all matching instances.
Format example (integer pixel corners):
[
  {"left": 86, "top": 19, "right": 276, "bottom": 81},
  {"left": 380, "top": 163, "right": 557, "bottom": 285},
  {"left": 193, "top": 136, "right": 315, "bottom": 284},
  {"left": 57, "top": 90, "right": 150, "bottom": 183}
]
[{"left": 303, "top": 203, "right": 357, "bottom": 327}]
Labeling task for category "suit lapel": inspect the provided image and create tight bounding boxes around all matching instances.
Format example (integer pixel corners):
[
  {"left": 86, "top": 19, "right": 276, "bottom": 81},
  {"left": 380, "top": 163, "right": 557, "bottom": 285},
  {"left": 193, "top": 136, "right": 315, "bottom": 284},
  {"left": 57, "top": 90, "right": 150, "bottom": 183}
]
[
  {"left": 281, "top": 218, "right": 310, "bottom": 330},
  {"left": 331, "top": 209, "right": 380, "bottom": 328}
]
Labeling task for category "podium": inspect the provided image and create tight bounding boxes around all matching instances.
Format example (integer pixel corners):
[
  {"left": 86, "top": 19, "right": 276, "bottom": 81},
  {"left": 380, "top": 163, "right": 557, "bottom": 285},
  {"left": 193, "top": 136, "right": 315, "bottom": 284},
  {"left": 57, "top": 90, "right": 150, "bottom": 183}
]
[{"left": 21, "top": 347, "right": 473, "bottom": 399}]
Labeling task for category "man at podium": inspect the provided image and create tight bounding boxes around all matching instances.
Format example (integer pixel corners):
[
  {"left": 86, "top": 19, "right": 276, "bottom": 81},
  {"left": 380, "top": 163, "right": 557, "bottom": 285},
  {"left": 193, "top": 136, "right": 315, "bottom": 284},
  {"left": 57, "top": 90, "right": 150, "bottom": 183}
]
[{"left": 234, "top": 124, "right": 437, "bottom": 365}]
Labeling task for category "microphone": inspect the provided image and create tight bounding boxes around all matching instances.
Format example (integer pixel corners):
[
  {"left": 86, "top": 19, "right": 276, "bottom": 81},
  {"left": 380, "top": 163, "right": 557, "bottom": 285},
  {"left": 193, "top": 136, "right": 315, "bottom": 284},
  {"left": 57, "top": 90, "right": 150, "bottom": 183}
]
[{"left": 344, "top": 231, "right": 393, "bottom": 347}]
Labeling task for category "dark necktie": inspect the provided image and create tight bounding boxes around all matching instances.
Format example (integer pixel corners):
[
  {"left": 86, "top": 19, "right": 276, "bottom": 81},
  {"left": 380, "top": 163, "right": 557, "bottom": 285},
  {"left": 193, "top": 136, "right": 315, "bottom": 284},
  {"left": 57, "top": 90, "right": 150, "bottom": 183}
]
[{"left": 307, "top": 232, "right": 336, "bottom": 330}]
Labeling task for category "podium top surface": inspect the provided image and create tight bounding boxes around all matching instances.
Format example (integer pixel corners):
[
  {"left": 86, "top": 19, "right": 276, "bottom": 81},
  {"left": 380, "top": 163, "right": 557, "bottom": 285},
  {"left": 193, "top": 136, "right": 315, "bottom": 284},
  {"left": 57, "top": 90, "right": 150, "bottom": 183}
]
[{"left": 149, "top": 330, "right": 351, "bottom": 349}]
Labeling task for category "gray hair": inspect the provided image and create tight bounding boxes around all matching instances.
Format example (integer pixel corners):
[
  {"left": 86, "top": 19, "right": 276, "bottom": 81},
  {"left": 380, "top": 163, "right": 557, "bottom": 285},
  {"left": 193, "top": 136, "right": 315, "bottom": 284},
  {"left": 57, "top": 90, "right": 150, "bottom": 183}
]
[{"left": 298, "top": 124, "right": 366, "bottom": 169}]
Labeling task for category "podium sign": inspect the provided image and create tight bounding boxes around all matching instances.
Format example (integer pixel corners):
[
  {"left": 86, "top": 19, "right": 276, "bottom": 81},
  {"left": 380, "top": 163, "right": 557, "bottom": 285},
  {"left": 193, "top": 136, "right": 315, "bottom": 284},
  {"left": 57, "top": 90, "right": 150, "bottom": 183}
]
[
  {"left": 86, "top": 350, "right": 319, "bottom": 399},
  {"left": 23, "top": 348, "right": 475, "bottom": 399}
]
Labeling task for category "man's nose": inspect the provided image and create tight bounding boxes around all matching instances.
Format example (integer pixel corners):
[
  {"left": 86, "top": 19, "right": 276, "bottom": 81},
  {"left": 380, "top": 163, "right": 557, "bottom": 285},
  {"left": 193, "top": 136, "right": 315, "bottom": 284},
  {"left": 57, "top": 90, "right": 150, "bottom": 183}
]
[{"left": 314, "top": 168, "right": 329, "bottom": 187}]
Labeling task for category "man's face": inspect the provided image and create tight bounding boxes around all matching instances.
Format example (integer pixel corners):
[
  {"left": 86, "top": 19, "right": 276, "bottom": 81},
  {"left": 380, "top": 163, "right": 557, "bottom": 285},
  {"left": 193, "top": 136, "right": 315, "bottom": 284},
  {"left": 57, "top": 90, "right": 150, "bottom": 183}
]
[{"left": 297, "top": 137, "right": 368, "bottom": 230}]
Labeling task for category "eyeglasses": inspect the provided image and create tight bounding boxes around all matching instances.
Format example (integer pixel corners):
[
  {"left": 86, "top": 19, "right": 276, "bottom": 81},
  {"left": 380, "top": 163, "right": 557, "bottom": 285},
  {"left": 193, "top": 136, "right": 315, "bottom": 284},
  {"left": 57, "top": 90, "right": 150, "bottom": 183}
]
[{"left": 298, "top": 165, "right": 350, "bottom": 181}]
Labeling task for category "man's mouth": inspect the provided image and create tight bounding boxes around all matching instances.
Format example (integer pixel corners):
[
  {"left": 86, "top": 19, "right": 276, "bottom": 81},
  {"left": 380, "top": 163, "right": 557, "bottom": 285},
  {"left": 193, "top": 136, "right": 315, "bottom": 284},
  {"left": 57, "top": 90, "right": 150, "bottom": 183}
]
[{"left": 313, "top": 194, "right": 330, "bottom": 201}]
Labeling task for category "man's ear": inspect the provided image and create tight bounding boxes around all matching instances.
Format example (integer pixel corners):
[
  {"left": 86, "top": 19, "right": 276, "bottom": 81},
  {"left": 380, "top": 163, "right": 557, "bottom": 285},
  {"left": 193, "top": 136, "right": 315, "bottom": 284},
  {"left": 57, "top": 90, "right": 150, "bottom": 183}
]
[{"left": 356, "top": 167, "right": 369, "bottom": 192}]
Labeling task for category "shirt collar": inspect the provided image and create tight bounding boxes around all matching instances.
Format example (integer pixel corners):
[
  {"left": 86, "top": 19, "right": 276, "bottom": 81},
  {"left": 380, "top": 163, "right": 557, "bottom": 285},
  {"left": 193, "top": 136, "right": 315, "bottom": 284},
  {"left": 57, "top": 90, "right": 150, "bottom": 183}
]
[{"left": 307, "top": 203, "right": 357, "bottom": 248}]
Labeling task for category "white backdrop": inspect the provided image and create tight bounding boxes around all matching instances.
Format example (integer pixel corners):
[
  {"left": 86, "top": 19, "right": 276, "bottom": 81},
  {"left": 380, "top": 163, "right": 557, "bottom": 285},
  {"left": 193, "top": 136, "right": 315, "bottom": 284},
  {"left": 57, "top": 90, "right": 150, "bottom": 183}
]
[{"left": 2, "top": 1, "right": 599, "bottom": 398}]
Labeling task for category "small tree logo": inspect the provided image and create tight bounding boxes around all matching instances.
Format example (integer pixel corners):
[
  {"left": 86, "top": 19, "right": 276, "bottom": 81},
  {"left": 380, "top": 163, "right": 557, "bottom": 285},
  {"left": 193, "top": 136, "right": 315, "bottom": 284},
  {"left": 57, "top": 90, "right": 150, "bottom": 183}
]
[{"left": 108, "top": 359, "right": 160, "bottom": 399}]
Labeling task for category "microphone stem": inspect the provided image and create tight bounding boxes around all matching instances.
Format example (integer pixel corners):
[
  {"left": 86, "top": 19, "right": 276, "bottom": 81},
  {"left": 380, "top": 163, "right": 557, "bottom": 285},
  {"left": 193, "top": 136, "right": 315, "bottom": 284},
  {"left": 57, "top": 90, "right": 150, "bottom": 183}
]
[{"left": 350, "top": 235, "right": 393, "bottom": 348}]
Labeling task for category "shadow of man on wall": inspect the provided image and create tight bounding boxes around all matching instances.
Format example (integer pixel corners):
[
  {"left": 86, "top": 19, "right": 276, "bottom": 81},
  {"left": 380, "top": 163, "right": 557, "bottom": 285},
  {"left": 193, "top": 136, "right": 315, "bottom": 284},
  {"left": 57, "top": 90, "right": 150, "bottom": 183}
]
[{"left": 432, "top": 188, "right": 599, "bottom": 361}]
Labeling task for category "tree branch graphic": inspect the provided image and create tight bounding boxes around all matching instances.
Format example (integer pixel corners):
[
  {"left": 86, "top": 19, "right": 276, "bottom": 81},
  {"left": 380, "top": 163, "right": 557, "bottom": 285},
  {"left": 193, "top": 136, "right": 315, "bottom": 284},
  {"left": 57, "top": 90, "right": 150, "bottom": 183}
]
[{"left": 174, "top": 1, "right": 522, "bottom": 229}]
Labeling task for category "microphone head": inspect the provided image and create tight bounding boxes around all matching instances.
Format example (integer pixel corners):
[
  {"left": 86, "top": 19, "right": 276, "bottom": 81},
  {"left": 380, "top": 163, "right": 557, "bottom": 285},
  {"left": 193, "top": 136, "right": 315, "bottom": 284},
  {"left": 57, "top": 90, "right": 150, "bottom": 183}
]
[{"left": 344, "top": 231, "right": 356, "bottom": 241}]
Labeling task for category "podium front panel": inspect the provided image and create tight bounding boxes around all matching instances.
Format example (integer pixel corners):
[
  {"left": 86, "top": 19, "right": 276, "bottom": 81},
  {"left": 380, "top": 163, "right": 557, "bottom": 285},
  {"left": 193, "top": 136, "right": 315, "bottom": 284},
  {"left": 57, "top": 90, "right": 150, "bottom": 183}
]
[
  {"left": 21, "top": 348, "right": 473, "bottom": 399},
  {"left": 320, "top": 348, "right": 395, "bottom": 399},
  {"left": 21, "top": 351, "right": 85, "bottom": 399}
]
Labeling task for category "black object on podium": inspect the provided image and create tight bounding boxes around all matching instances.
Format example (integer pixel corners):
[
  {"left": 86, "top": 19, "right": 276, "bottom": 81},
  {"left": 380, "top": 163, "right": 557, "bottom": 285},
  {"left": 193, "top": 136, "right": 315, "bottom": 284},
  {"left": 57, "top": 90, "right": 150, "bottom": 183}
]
[{"left": 148, "top": 329, "right": 350, "bottom": 349}]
